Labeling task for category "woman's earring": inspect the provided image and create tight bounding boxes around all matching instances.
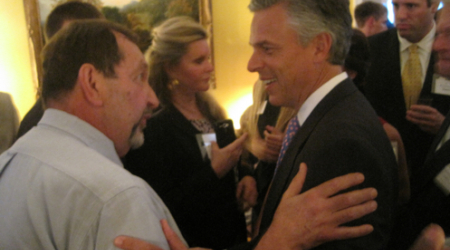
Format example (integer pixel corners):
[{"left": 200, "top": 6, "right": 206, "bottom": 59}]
[{"left": 168, "top": 79, "right": 179, "bottom": 90}]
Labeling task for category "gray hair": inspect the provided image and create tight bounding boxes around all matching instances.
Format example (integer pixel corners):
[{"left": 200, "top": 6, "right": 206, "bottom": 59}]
[{"left": 248, "top": 0, "right": 352, "bottom": 65}]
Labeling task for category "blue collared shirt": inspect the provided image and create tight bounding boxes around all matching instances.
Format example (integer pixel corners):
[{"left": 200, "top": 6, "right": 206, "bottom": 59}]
[{"left": 0, "top": 109, "right": 185, "bottom": 250}]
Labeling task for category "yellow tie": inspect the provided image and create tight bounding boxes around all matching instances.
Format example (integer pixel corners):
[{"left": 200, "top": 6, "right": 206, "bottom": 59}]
[{"left": 402, "top": 44, "right": 422, "bottom": 109}]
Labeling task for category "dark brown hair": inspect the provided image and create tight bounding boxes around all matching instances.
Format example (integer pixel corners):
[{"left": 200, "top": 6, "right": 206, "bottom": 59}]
[
  {"left": 45, "top": 1, "right": 103, "bottom": 41},
  {"left": 345, "top": 29, "right": 371, "bottom": 93},
  {"left": 41, "top": 20, "right": 138, "bottom": 104},
  {"left": 354, "top": 2, "right": 387, "bottom": 28}
]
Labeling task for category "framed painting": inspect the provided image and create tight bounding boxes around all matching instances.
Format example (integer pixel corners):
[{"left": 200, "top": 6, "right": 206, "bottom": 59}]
[{"left": 23, "top": 0, "right": 214, "bottom": 88}]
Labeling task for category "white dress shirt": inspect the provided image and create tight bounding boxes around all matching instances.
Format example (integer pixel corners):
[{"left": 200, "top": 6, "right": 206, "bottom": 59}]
[{"left": 297, "top": 72, "right": 348, "bottom": 125}]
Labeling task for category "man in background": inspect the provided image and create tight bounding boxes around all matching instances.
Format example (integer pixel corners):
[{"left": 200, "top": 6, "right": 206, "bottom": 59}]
[
  {"left": 16, "top": 1, "right": 103, "bottom": 139},
  {"left": 364, "top": 0, "right": 450, "bottom": 176},
  {"left": 389, "top": 0, "right": 450, "bottom": 248},
  {"left": 354, "top": 1, "right": 389, "bottom": 37}
]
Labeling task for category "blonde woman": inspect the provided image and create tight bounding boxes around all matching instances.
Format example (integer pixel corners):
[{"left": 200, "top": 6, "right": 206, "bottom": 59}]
[{"left": 124, "top": 16, "right": 256, "bottom": 249}]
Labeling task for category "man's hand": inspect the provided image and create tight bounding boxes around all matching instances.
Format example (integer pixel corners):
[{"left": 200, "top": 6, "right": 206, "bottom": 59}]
[
  {"left": 249, "top": 135, "right": 281, "bottom": 163},
  {"left": 236, "top": 176, "right": 258, "bottom": 211},
  {"left": 255, "top": 163, "right": 378, "bottom": 250},
  {"left": 406, "top": 105, "right": 445, "bottom": 134},
  {"left": 263, "top": 125, "right": 284, "bottom": 159},
  {"left": 114, "top": 163, "right": 378, "bottom": 250},
  {"left": 114, "top": 220, "right": 209, "bottom": 250},
  {"left": 409, "top": 224, "right": 450, "bottom": 250}
]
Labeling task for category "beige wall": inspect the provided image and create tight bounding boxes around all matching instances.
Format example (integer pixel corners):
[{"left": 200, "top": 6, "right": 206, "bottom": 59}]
[
  {"left": 0, "top": 0, "right": 37, "bottom": 120},
  {"left": 209, "top": 1, "right": 256, "bottom": 127}
]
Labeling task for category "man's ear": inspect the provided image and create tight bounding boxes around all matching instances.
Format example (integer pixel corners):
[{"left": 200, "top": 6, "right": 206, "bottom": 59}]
[
  {"left": 430, "top": 2, "right": 439, "bottom": 14},
  {"left": 312, "top": 32, "right": 333, "bottom": 63},
  {"left": 366, "top": 16, "right": 375, "bottom": 29},
  {"left": 78, "top": 63, "right": 104, "bottom": 106}
]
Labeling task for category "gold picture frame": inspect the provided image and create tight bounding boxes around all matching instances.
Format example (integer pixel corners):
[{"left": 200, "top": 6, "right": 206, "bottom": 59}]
[{"left": 23, "top": 0, "right": 214, "bottom": 88}]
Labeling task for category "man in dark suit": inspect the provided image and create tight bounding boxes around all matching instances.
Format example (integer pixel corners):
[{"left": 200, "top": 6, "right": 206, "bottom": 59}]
[
  {"left": 389, "top": 2, "right": 450, "bottom": 248},
  {"left": 245, "top": 0, "right": 398, "bottom": 249},
  {"left": 364, "top": 0, "right": 450, "bottom": 175}
]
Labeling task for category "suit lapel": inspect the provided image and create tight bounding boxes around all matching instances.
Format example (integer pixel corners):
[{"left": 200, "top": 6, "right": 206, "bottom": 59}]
[
  {"left": 412, "top": 111, "right": 450, "bottom": 194},
  {"left": 420, "top": 53, "right": 436, "bottom": 97},
  {"left": 426, "top": 111, "right": 450, "bottom": 161},
  {"left": 259, "top": 78, "right": 358, "bottom": 233},
  {"left": 389, "top": 30, "right": 409, "bottom": 114}
]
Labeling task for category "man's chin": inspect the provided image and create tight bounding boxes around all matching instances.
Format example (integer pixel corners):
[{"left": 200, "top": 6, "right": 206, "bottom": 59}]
[
  {"left": 267, "top": 96, "right": 284, "bottom": 107},
  {"left": 129, "top": 130, "right": 145, "bottom": 150}
]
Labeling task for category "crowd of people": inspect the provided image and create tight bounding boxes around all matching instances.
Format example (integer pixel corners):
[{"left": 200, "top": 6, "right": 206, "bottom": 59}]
[{"left": 1, "top": 0, "right": 450, "bottom": 249}]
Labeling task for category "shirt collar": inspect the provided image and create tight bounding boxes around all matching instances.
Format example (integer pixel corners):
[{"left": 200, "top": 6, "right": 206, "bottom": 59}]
[
  {"left": 297, "top": 72, "right": 348, "bottom": 126},
  {"left": 398, "top": 22, "right": 436, "bottom": 52},
  {"left": 39, "top": 109, "right": 123, "bottom": 166}
]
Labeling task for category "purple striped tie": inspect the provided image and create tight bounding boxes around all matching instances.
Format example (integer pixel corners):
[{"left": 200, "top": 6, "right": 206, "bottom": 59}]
[{"left": 275, "top": 116, "right": 300, "bottom": 174}]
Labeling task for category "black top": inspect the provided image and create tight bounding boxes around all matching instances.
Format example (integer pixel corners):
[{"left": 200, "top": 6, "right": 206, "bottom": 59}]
[
  {"left": 124, "top": 105, "right": 247, "bottom": 249},
  {"left": 16, "top": 98, "right": 44, "bottom": 139}
]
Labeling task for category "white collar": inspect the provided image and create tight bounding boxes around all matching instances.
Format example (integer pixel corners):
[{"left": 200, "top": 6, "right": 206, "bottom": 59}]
[
  {"left": 297, "top": 72, "right": 348, "bottom": 126},
  {"left": 398, "top": 22, "right": 436, "bottom": 52}
]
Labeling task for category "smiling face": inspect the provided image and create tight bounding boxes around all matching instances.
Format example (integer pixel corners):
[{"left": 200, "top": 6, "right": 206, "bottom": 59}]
[
  {"left": 247, "top": 3, "right": 317, "bottom": 110},
  {"left": 392, "top": 0, "right": 438, "bottom": 43},
  {"left": 433, "top": 5, "right": 450, "bottom": 79},
  {"left": 166, "top": 39, "right": 213, "bottom": 94},
  {"left": 102, "top": 32, "right": 159, "bottom": 157}
]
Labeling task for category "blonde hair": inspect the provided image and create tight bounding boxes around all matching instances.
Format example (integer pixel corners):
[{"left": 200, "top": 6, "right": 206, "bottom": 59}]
[
  {"left": 241, "top": 80, "right": 296, "bottom": 139},
  {"left": 148, "top": 16, "right": 226, "bottom": 121}
]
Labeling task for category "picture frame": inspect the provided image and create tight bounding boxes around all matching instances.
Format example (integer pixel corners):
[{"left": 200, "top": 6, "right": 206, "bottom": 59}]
[{"left": 23, "top": 0, "right": 214, "bottom": 88}]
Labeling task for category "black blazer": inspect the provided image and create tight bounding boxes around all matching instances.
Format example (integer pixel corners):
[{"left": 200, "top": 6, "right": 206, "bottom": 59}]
[
  {"left": 124, "top": 105, "right": 247, "bottom": 249},
  {"left": 16, "top": 98, "right": 44, "bottom": 140},
  {"left": 251, "top": 79, "right": 397, "bottom": 250},
  {"left": 365, "top": 28, "right": 450, "bottom": 174},
  {"left": 388, "top": 111, "right": 450, "bottom": 250}
]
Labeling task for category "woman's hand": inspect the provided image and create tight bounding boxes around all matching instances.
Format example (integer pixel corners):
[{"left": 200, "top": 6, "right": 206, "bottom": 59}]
[
  {"left": 236, "top": 176, "right": 258, "bottom": 211},
  {"left": 211, "top": 133, "right": 248, "bottom": 178},
  {"left": 250, "top": 126, "right": 284, "bottom": 163}
]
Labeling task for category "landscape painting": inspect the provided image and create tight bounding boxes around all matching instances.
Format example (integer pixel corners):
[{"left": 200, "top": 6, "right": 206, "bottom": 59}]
[
  {"left": 39, "top": 0, "right": 201, "bottom": 51},
  {"left": 23, "top": 0, "right": 213, "bottom": 86}
]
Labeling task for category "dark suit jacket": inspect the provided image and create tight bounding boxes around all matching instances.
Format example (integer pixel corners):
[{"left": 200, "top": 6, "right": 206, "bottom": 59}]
[
  {"left": 365, "top": 28, "right": 450, "bottom": 174},
  {"left": 388, "top": 111, "right": 450, "bottom": 250},
  {"left": 16, "top": 98, "right": 44, "bottom": 139},
  {"left": 124, "top": 105, "right": 247, "bottom": 249},
  {"left": 230, "top": 79, "right": 398, "bottom": 250}
]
